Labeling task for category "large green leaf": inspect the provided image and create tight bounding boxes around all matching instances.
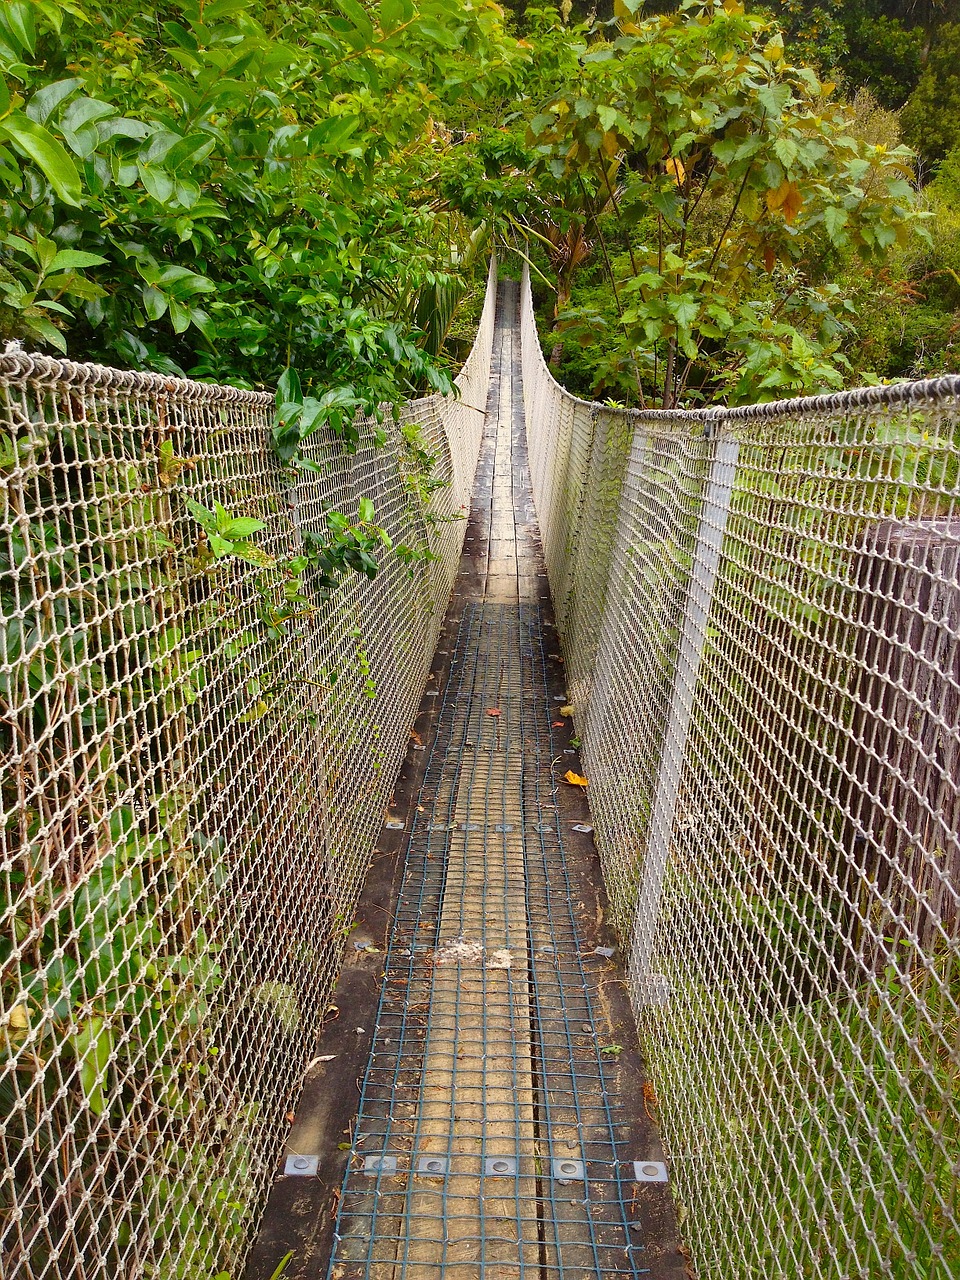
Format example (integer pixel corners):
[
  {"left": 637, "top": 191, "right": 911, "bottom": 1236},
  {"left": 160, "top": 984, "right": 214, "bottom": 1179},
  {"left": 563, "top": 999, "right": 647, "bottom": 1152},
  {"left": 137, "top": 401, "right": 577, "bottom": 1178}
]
[
  {"left": 25, "top": 77, "right": 82, "bottom": 124},
  {"left": 0, "top": 0, "right": 36, "bottom": 55},
  {"left": 333, "top": 0, "right": 374, "bottom": 41},
  {"left": 0, "top": 112, "right": 82, "bottom": 205},
  {"left": 49, "top": 249, "right": 108, "bottom": 272},
  {"left": 379, "top": 0, "right": 413, "bottom": 33},
  {"left": 70, "top": 1016, "right": 115, "bottom": 1115}
]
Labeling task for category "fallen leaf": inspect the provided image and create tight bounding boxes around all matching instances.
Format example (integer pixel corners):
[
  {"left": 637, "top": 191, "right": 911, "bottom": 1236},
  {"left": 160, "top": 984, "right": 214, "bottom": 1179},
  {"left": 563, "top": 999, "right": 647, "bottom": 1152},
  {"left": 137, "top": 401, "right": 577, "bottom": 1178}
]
[
  {"left": 409, "top": 728, "right": 423, "bottom": 746},
  {"left": 564, "top": 770, "right": 589, "bottom": 788},
  {"left": 559, "top": 704, "right": 574, "bottom": 717},
  {"left": 552, "top": 720, "right": 564, "bottom": 727},
  {"left": 486, "top": 708, "right": 501, "bottom": 717}
]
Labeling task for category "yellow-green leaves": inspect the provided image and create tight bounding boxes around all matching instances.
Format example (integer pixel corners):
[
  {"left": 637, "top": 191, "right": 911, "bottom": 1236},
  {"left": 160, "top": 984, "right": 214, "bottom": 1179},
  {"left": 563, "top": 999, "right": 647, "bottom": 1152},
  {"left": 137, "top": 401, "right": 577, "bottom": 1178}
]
[{"left": 69, "top": 1016, "right": 114, "bottom": 1115}]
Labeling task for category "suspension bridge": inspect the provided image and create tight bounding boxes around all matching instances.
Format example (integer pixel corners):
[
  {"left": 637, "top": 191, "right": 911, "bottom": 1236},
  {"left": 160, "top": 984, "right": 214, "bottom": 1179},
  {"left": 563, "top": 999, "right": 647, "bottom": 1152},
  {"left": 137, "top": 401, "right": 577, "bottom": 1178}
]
[{"left": 1, "top": 263, "right": 957, "bottom": 1280}]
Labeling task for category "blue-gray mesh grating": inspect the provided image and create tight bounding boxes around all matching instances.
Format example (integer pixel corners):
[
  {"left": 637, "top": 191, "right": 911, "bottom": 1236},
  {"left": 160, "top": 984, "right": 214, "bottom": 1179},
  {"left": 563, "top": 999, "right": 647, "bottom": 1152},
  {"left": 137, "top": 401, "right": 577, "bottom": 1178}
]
[{"left": 328, "top": 602, "right": 649, "bottom": 1279}]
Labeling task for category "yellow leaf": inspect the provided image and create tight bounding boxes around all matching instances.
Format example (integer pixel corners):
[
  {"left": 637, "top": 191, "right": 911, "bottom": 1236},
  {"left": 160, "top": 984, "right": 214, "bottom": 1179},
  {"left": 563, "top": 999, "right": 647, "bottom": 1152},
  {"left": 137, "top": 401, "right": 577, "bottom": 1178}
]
[
  {"left": 9, "top": 1003, "right": 29, "bottom": 1031},
  {"left": 666, "top": 156, "right": 686, "bottom": 186},
  {"left": 766, "top": 180, "right": 803, "bottom": 223},
  {"left": 764, "top": 34, "right": 784, "bottom": 61},
  {"left": 563, "top": 770, "right": 589, "bottom": 788},
  {"left": 781, "top": 182, "right": 804, "bottom": 225},
  {"left": 239, "top": 699, "right": 270, "bottom": 723},
  {"left": 602, "top": 129, "right": 620, "bottom": 159},
  {"left": 559, "top": 704, "right": 574, "bottom": 717},
  {"left": 613, "top": 0, "right": 641, "bottom": 32},
  {"left": 723, "top": 0, "right": 744, "bottom": 12}
]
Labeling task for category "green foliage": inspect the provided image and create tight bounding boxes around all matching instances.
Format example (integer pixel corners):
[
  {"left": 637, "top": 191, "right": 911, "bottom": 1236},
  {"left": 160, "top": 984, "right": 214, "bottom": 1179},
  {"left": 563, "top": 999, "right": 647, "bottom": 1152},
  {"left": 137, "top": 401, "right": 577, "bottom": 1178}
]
[
  {"left": 845, "top": 14, "right": 924, "bottom": 110},
  {"left": 830, "top": 145, "right": 960, "bottom": 383},
  {"left": 749, "top": 949, "right": 959, "bottom": 1277},
  {"left": 657, "top": 945, "right": 959, "bottom": 1278},
  {"left": 524, "top": 0, "right": 926, "bottom": 407},
  {"left": 0, "top": 0, "right": 520, "bottom": 438},
  {"left": 757, "top": 0, "right": 849, "bottom": 76},
  {"left": 901, "top": 22, "right": 960, "bottom": 167}
]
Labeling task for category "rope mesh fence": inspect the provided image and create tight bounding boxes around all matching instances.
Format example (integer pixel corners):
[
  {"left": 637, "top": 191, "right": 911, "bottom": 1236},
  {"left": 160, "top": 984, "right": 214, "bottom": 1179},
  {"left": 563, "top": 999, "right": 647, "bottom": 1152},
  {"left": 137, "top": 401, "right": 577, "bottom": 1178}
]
[
  {"left": 0, "top": 258, "right": 495, "bottom": 1280},
  {"left": 521, "top": 265, "right": 960, "bottom": 1279}
]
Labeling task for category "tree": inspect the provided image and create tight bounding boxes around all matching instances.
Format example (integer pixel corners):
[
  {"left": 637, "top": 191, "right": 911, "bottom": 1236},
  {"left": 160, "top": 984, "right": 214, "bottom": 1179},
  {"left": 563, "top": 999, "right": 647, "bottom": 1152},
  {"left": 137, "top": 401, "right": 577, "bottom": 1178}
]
[
  {"left": 525, "top": 0, "right": 927, "bottom": 406},
  {"left": 900, "top": 23, "right": 960, "bottom": 166},
  {"left": 0, "top": 0, "right": 522, "bottom": 454},
  {"left": 844, "top": 14, "right": 924, "bottom": 109}
]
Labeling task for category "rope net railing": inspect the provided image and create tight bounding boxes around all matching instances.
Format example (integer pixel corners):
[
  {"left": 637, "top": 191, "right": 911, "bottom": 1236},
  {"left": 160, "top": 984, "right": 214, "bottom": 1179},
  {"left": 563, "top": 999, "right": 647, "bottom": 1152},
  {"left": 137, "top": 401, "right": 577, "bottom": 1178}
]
[
  {"left": 521, "top": 265, "right": 960, "bottom": 1279},
  {"left": 0, "top": 258, "right": 496, "bottom": 1280}
]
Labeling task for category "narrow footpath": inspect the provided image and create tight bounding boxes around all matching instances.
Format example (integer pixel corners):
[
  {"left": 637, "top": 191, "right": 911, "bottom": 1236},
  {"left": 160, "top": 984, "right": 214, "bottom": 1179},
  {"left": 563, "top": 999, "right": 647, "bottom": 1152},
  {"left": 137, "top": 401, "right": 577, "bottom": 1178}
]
[{"left": 249, "top": 281, "right": 683, "bottom": 1280}]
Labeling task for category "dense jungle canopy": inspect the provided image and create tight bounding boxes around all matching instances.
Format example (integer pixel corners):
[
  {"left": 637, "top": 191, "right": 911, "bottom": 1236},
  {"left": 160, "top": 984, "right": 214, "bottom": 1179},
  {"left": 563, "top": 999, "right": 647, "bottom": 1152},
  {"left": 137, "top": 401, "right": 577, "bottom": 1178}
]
[{"left": 1, "top": 0, "right": 958, "bottom": 427}]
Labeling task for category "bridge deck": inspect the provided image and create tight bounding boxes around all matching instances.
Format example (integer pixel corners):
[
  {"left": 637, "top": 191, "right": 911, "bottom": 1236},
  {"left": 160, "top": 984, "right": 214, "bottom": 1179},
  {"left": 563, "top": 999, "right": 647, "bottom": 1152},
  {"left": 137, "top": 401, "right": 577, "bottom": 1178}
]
[{"left": 252, "top": 281, "right": 682, "bottom": 1280}]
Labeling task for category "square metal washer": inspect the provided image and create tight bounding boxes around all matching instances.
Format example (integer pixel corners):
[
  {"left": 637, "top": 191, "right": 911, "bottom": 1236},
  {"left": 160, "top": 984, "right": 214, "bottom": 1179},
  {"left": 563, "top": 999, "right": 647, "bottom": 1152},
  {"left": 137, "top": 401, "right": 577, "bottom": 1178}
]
[
  {"left": 416, "top": 1155, "right": 449, "bottom": 1177},
  {"left": 363, "top": 1154, "right": 398, "bottom": 1176},
  {"left": 484, "top": 1156, "right": 517, "bottom": 1177},
  {"left": 633, "top": 1160, "right": 668, "bottom": 1183},
  {"left": 551, "top": 1157, "right": 585, "bottom": 1181},
  {"left": 284, "top": 1154, "right": 319, "bottom": 1177}
]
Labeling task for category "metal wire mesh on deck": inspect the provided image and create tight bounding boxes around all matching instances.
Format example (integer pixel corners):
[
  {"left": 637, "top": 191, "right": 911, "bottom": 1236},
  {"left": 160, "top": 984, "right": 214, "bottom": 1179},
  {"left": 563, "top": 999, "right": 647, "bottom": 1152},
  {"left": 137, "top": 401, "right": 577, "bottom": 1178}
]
[
  {"left": 329, "top": 604, "right": 646, "bottom": 1280},
  {"left": 521, "top": 265, "right": 960, "bottom": 1279},
  {"left": 0, "top": 259, "right": 495, "bottom": 1280}
]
